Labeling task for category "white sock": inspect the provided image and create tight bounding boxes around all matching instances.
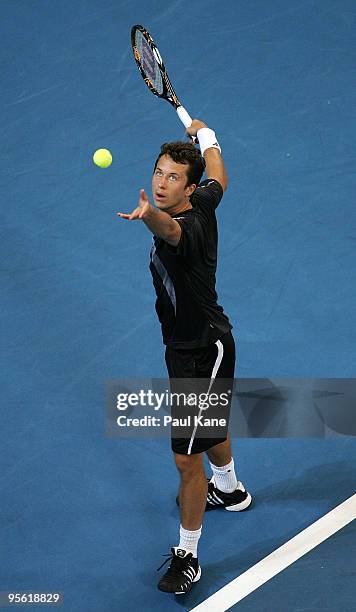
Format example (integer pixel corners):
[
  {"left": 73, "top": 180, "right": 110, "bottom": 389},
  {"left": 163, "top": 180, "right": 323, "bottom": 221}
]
[
  {"left": 178, "top": 525, "right": 202, "bottom": 558},
  {"left": 209, "top": 458, "right": 238, "bottom": 493}
]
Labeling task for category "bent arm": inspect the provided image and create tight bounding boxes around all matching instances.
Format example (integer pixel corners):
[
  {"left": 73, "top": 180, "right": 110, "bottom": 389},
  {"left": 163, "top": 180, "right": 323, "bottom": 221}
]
[
  {"left": 202, "top": 146, "right": 228, "bottom": 192},
  {"left": 186, "top": 119, "right": 228, "bottom": 192}
]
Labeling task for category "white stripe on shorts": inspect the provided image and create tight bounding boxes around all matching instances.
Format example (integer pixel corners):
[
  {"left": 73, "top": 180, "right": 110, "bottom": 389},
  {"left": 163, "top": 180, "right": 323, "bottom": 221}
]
[{"left": 187, "top": 339, "right": 224, "bottom": 455}]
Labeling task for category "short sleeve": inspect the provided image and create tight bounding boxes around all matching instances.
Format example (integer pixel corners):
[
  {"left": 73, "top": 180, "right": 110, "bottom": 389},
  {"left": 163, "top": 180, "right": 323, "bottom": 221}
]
[
  {"left": 190, "top": 179, "right": 223, "bottom": 212},
  {"left": 174, "top": 214, "right": 204, "bottom": 260}
]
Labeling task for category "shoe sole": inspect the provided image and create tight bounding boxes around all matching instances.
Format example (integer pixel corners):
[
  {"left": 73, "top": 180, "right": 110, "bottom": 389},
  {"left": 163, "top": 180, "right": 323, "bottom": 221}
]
[
  {"left": 174, "top": 566, "right": 201, "bottom": 595},
  {"left": 223, "top": 491, "right": 252, "bottom": 512},
  {"left": 177, "top": 492, "right": 253, "bottom": 512}
]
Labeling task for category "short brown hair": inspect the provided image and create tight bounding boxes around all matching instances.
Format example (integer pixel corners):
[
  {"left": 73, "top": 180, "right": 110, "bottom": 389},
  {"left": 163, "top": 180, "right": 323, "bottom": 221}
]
[{"left": 154, "top": 141, "right": 205, "bottom": 187}]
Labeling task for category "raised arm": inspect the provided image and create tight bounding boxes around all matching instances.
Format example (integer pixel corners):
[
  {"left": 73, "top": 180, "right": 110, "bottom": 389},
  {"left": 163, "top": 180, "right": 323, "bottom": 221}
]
[{"left": 186, "top": 119, "right": 228, "bottom": 191}]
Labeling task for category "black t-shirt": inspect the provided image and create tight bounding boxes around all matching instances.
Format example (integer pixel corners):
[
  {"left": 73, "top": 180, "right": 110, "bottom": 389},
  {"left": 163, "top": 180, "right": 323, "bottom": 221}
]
[{"left": 149, "top": 178, "right": 232, "bottom": 349}]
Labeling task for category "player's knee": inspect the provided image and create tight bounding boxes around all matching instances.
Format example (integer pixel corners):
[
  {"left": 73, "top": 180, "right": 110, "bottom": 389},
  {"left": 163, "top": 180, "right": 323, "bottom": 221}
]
[{"left": 174, "top": 453, "right": 200, "bottom": 476}]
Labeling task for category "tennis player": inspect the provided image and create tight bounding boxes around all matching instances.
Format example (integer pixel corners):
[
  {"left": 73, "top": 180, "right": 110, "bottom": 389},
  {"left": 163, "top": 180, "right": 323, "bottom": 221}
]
[{"left": 118, "top": 119, "right": 252, "bottom": 595}]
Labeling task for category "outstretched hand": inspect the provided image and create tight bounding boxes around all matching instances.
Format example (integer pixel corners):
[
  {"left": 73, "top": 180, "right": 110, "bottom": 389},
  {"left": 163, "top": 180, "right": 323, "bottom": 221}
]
[{"left": 117, "top": 189, "right": 151, "bottom": 220}]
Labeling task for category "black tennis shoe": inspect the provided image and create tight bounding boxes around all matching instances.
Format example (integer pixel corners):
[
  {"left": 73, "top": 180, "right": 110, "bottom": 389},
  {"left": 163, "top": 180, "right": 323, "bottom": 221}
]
[
  {"left": 206, "top": 476, "right": 252, "bottom": 511},
  {"left": 157, "top": 547, "right": 201, "bottom": 595},
  {"left": 176, "top": 477, "right": 252, "bottom": 512}
]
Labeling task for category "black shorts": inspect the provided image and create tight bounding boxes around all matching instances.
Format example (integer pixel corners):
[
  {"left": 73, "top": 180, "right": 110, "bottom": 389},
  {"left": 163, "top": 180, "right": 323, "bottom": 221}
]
[{"left": 165, "top": 331, "right": 236, "bottom": 455}]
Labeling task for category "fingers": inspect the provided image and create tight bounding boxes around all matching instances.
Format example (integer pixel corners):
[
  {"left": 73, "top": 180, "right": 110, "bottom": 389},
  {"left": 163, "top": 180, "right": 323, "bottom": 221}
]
[
  {"left": 117, "top": 211, "right": 139, "bottom": 220},
  {"left": 185, "top": 126, "right": 196, "bottom": 137},
  {"left": 140, "top": 188, "right": 149, "bottom": 202},
  {"left": 117, "top": 189, "right": 150, "bottom": 221},
  {"left": 130, "top": 208, "right": 145, "bottom": 220},
  {"left": 185, "top": 119, "right": 208, "bottom": 138}
]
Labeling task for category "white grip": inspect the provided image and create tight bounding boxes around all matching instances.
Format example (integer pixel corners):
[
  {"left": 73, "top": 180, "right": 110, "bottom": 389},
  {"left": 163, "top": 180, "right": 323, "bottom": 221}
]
[{"left": 176, "top": 106, "right": 192, "bottom": 128}]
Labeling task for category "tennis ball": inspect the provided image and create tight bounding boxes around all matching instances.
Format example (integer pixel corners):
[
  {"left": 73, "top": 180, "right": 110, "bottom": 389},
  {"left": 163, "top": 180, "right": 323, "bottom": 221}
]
[{"left": 93, "top": 148, "right": 112, "bottom": 168}]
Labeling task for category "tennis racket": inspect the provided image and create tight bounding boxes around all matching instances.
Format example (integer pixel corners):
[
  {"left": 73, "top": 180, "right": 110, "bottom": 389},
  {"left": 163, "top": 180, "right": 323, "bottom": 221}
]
[{"left": 130, "top": 24, "right": 194, "bottom": 133}]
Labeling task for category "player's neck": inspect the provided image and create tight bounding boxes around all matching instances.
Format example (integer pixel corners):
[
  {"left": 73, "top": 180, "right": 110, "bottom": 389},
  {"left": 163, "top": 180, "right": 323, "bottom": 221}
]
[{"left": 167, "top": 200, "right": 192, "bottom": 216}]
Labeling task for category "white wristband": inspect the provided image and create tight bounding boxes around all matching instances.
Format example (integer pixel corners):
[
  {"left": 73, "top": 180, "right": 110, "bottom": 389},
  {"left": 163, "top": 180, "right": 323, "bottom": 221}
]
[{"left": 197, "top": 127, "right": 221, "bottom": 156}]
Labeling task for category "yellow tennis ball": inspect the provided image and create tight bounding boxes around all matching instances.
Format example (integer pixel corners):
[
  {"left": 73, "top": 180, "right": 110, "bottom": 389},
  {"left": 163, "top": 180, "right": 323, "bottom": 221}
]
[{"left": 93, "top": 148, "right": 112, "bottom": 168}]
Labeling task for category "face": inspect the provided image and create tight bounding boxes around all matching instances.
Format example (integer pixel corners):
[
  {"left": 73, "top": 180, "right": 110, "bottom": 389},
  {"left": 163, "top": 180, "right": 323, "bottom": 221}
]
[{"left": 152, "top": 154, "right": 196, "bottom": 214}]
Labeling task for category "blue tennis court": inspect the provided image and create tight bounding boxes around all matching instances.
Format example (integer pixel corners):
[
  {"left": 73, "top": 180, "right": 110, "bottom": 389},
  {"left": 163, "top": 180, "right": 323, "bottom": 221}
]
[{"left": 1, "top": 1, "right": 355, "bottom": 610}]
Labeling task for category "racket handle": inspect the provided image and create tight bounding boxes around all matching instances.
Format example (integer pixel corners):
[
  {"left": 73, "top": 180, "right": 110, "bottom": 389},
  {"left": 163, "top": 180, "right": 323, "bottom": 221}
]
[
  {"left": 176, "top": 105, "right": 192, "bottom": 128},
  {"left": 176, "top": 106, "right": 197, "bottom": 143}
]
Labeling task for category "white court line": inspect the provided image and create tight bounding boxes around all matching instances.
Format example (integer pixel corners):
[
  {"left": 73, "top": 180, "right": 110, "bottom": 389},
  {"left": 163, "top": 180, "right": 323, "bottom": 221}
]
[{"left": 190, "top": 493, "right": 356, "bottom": 612}]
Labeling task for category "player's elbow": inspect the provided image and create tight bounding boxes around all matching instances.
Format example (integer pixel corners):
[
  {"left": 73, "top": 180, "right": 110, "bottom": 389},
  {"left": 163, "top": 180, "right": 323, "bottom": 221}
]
[
  {"left": 222, "top": 170, "right": 228, "bottom": 191},
  {"left": 221, "top": 177, "right": 228, "bottom": 192},
  {"left": 208, "top": 172, "right": 228, "bottom": 191},
  {"left": 212, "top": 175, "right": 228, "bottom": 192}
]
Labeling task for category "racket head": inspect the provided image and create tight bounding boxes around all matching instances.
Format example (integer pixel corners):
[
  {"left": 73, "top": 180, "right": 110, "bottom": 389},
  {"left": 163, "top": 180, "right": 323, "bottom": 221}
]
[{"left": 131, "top": 25, "right": 181, "bottom": 109}]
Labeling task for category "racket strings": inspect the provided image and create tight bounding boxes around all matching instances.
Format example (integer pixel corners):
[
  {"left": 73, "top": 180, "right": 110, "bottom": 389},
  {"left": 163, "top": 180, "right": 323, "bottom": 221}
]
[{"left": 135, "top": 31, "right": 163, "bottom": 95}]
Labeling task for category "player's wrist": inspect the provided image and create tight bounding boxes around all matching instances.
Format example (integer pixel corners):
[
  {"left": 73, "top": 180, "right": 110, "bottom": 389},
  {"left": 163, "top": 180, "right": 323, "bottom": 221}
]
[
  {"left": 197, "top": 127, "right": 221, "bottom": 156},
  {"left": 192, "top": 120, "right": 208, "bottom": 132}
]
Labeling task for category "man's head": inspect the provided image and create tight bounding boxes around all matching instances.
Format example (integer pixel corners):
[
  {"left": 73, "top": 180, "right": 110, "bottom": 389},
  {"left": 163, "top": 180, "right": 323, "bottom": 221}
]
[{"left": 152, "top": 142, "right": 205, "bottom": 213}]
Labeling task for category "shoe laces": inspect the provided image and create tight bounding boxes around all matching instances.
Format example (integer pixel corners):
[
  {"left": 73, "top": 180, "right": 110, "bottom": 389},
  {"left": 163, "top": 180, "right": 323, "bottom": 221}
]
[{"left": 156, "top": 551, "right": 192, "bottom": 574}]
